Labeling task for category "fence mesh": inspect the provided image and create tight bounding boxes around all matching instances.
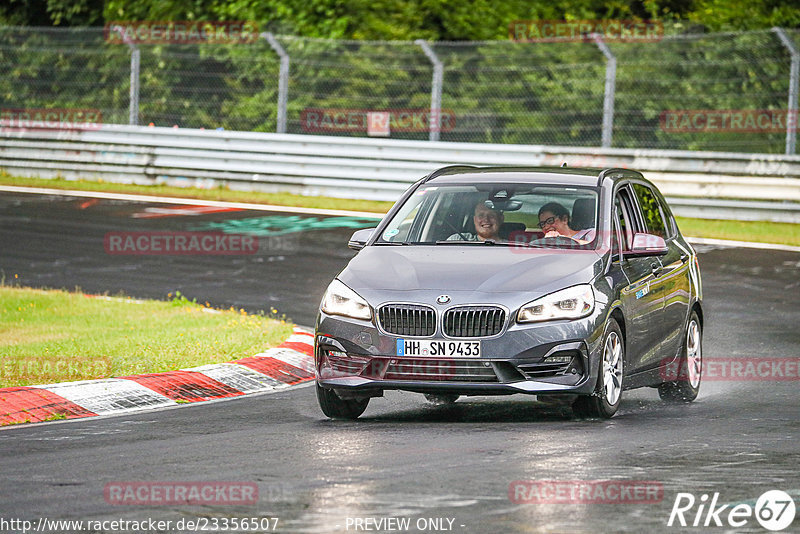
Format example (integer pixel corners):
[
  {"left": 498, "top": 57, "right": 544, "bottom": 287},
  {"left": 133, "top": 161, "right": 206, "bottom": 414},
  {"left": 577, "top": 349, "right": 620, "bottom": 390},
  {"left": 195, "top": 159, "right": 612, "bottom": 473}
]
[{"left": 0, "top": 26, "right": 796, "bottom": 153}]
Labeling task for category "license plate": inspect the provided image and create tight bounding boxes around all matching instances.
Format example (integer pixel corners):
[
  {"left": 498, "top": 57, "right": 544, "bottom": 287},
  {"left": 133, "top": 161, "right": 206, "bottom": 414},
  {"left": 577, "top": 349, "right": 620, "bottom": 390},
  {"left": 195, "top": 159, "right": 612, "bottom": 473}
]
[{"left": 396, "top": 339, "right": 481, "bottom": 358}]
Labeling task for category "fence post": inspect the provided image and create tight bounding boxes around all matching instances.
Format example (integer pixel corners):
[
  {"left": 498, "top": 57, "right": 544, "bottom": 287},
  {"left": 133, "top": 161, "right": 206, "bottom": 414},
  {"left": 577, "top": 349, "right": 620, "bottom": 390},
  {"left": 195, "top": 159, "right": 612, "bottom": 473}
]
[
  {"left": 772, "top": 27, "right": 798, "bottom": 155},
  {"left": 415, "top": 39, "right": 443, "bottom": 142},
  {"left": 263, "top": 32, "right": 289, "bottom": 134},
  {"left": 593, "top": 34, "right": 616, "bottom": 148},
  {"left": 129, "top": 47, "right": 140, "bottom": 126},
  {"left": 111, "top": 25, "right": 139, "bottom": 126}
]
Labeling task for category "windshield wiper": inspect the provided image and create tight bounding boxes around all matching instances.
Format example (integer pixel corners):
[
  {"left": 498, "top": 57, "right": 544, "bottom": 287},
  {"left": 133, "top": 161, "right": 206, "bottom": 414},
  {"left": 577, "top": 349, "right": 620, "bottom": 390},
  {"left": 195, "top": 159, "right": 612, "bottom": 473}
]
[{"left": 435, "top": 239, "right": 499, "bottom": 245}]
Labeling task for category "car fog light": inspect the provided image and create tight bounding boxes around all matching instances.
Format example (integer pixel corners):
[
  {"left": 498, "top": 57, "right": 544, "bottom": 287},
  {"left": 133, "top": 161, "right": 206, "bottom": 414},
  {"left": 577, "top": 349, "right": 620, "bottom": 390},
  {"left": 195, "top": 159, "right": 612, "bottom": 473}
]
[
  {"left": 545, "top": 355, "right": 573, "bottom": 364},
  {"left": 327, "top": 350, "right": 347, "bottom": 358}
]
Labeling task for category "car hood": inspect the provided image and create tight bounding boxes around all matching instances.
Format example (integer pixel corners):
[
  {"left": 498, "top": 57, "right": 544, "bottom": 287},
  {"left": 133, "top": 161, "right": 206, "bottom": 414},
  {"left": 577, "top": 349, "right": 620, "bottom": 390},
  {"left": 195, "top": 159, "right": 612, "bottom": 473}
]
[{"left": 339, "top": 245, "right": 604, "bottom": 295}]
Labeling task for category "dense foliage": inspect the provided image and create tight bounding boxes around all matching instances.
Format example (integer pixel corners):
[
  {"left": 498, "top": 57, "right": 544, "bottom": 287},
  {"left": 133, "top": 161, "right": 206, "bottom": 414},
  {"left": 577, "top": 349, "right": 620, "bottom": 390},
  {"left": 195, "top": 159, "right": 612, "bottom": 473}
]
[
  {"left": 1, "top": 0, "right": 798, "bottom": 36},
  {"left": 1, "top": 2, "right": 798, "bottom": 153}
]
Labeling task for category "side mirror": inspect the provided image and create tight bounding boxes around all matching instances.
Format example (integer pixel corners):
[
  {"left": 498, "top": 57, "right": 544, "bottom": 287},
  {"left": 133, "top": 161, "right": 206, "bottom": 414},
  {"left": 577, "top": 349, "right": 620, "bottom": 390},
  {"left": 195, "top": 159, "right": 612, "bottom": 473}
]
[
  {"left": 626, "top": 233, "right": 668, "bottom": 257},
  {"left": 348, "top": 228, "right": 375, "bottom": 251}
]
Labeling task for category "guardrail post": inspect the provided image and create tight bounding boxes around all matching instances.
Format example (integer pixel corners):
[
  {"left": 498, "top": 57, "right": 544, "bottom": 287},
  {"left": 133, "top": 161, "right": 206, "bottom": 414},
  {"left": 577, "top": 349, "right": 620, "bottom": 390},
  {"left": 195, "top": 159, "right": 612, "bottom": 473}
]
[
  {"left": 772, "top": 27, "right": 798, "bottom": 155},
  {"left": 593, "top": 34, "right": 616, "bottom": 148},
  {"left": 262, "top": 32, "right": 289, "bottom": 134},
  {"left": 415, "top": 39, "right": 444, "bottom": 142},
  {"left": 111, "top": 25, "right": 140, "bottom": 126}
]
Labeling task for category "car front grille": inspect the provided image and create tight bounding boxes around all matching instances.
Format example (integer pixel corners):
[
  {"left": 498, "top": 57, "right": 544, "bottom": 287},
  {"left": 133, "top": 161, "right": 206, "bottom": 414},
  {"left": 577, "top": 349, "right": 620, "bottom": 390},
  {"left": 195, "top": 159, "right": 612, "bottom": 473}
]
[
  {"left": 378, "top": 304, "right": 436, "bottom": 336},
  {"left": 443, "top": 306, "right": 506, "bottom": 338},
  {"left": 383, "top": 358, "right": 498, "bottom": 382}
]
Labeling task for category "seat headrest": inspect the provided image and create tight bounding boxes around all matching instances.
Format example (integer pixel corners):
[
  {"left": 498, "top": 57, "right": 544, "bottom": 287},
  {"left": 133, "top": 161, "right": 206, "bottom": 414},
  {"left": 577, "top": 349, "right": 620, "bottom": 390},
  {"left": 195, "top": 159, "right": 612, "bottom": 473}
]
[
  {"left": 499, "top": 222, "right": 526, "bottom": 239},
  {"left": 571, "top": 198, "right": 596, "bottom": 230}
]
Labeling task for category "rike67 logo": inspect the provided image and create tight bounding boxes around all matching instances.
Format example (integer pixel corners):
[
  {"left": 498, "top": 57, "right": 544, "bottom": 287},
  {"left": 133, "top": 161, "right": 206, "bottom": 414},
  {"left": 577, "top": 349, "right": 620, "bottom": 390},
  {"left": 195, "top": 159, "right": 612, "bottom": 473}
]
[{"left": 668, "top": 490, "right": 796, "bottom": 531}]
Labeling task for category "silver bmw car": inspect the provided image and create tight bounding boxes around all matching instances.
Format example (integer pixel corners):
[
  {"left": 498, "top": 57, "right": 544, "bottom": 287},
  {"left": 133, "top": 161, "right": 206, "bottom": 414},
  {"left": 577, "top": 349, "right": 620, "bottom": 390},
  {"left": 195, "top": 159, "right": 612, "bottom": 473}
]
[{"left": 315, "top": 166, "right": 704, "bottom": 419}]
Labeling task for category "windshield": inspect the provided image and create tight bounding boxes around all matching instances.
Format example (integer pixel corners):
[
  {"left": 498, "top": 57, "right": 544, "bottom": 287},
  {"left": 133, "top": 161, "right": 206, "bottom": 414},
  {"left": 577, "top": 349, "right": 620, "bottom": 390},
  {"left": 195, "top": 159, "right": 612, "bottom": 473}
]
[{"left": 377, "top": 183, "right": 599, "bottom": 248}]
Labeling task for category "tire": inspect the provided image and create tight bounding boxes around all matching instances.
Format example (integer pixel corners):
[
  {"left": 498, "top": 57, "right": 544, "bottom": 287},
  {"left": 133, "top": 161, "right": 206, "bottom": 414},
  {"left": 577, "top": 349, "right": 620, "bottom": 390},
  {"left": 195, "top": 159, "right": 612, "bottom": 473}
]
[
  {"left": 316, "top": 383, "right": 369, "bottom": 419},
  {"left": 658, "top": 311, "right": 702, "bottom": 403},
  {"left": 573, "top": 318, "right": 624, "bottom": 419},
  {"left": 424, "top": 393, "right": 459, "bottom": 405}
]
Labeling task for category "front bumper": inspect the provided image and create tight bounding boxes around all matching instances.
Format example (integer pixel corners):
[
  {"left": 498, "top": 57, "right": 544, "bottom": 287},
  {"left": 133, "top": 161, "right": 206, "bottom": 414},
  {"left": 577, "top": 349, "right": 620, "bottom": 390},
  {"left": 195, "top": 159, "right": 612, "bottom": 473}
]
[{"left": 315, "top": 311, "right": 605, "bottom": 396}]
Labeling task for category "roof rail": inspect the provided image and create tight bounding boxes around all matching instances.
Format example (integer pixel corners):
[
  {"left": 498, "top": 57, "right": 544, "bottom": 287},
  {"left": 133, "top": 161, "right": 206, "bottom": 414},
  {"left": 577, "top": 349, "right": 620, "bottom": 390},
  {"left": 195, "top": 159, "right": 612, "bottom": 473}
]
[{"left": 421, "top": 165, "right": 478, "bottom": 183}]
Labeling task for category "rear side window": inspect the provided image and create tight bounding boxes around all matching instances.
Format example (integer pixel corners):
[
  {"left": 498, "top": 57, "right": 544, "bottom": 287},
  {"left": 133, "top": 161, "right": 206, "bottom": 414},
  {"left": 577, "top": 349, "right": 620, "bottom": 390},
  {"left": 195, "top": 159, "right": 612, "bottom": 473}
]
[{"left": 632, "top": 184, "right": 667, "bottom": 238}]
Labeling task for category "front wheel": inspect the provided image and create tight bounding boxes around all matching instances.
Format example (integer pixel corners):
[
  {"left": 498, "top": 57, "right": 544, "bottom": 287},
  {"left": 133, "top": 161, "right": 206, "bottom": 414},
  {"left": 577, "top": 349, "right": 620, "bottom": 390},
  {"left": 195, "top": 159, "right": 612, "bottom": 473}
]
[
  {"left": 316, "top": 383, "right": 369, "bottom": 419},
  {"left": 658, "top": 311, "right": 702, "bottom": 402},
  {"left": 573, "top": 318, "right": 624, "bottom": 419}
]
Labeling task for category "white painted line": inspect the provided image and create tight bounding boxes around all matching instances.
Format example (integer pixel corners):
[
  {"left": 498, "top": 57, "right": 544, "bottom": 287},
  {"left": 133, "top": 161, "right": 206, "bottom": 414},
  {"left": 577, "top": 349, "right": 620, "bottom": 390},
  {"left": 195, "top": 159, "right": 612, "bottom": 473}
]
[
  {"left": 0, "top": 185, "right": 384, "bottom": 219},
  {"left": 36, "top": 378, "right": 176, "bottom": 415},
  {"left": 184, "top": 363, "right": 286, "bottom": 392},
  {"left": 686, "top": 236, "right": 800, "bottom": 253}
]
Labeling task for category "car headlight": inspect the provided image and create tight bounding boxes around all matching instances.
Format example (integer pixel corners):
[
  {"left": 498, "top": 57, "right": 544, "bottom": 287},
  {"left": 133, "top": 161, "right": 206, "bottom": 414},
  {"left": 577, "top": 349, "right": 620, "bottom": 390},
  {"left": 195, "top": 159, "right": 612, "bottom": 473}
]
[
  {"left": 320, "top": 279, "right": 372, "bottom": 321},
  {"left": 517, "top": 285, "right": 595, "bottom": 323}
]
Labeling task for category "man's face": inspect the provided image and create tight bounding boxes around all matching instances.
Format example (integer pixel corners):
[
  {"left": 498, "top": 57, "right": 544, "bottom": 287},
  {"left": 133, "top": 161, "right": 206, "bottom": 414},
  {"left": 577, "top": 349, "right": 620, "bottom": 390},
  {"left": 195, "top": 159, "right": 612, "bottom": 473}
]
[{"left": 473, "top": 204, "right": 503, "bottom": 241}]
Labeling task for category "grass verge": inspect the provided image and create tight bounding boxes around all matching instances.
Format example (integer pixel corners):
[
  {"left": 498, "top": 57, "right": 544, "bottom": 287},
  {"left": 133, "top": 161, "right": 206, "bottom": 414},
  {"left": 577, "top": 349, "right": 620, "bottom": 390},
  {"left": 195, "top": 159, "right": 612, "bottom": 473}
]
[
  {"left": 0, "top": 173, "right": 797, "bottom": 247},
  {"left": 675, "top": 217, "right": 800, "bottom": 247},
  {"left": 0, "top": 285, "right": 293, "bottom": 388}
]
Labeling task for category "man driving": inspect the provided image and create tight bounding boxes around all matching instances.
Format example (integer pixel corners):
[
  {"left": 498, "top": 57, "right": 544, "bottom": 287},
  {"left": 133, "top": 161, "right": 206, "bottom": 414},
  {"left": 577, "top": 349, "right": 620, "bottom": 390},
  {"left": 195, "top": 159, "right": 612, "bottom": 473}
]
[{"left": 447, "top": 201, "right": 504, "bottom": 242}]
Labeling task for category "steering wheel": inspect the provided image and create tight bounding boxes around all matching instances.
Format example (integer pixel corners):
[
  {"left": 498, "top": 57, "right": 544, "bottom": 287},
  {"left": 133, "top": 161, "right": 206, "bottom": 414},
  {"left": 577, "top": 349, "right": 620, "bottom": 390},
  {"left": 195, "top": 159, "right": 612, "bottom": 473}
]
[{"left": 441, "top": 217, "right": 473, "bottom": 241}]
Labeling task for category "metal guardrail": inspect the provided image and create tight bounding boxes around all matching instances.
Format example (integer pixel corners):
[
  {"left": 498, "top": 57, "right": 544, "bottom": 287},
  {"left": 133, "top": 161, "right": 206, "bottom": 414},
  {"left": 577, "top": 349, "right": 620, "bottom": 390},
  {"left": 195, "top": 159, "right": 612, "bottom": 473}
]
[{"left": 1, "top": 125, "right": 799, "bottom": 222}]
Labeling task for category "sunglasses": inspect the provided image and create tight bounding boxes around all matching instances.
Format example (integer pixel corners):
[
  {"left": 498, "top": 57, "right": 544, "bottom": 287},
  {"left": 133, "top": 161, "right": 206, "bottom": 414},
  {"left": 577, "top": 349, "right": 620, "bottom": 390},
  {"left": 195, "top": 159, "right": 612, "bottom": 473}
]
[{"left": 537, "top": 216, "right": 557, "bottom": 229}]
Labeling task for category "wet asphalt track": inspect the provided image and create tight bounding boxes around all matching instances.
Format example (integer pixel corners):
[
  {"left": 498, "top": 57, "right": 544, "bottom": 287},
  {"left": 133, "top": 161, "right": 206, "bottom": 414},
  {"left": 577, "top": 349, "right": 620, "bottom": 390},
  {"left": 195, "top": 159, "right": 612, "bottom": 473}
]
[{"left": 1, "top": 191, "right": 799, "bottom": 533}]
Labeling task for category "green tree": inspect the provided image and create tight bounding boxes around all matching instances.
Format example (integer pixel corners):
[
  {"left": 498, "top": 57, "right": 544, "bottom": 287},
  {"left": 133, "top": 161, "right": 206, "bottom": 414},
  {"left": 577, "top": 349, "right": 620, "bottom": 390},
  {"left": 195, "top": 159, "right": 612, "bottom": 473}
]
[{"left": 0, "top": 0, "right": 103, "bottom": 26}]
